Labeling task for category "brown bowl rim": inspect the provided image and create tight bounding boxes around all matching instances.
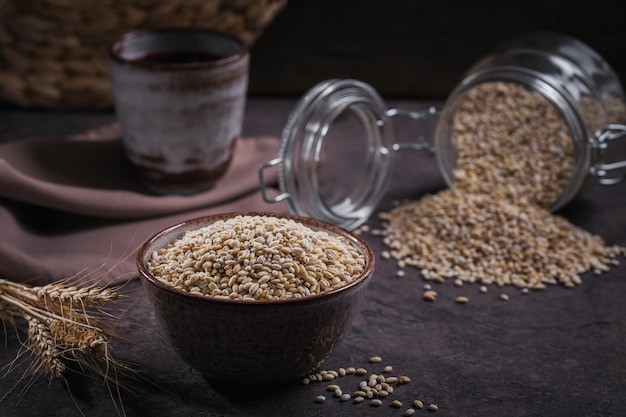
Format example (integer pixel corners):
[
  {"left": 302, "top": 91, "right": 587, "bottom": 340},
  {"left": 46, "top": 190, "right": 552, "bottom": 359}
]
[{"left": 137, "top": 211, "right": 375, "bottom": 306}]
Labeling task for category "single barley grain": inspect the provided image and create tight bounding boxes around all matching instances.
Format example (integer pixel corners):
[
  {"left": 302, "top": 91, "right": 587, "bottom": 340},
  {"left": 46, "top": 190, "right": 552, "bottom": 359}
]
[
  {"left": 399, "top": 375, "right": 411, "bottom": 384},
  {"left": 413, "top": 399, "right": 424, "bottom": 409},
  {"left": 354, "top": 396, "right": 365, "bottom": 403},
  {"left": 315, "top": 395, "right": 326, "bottom": 403},
  {"left": 371, "top": 399, "right": 383, "bottom": 407},
  {"left": 423, "top": 290, "right": 437, "bottom": 302},
  {"left": 455, "top": 296, "right": 469, "bottom": 304},
  {"left": 391, "top": 400, "right": 403, "bottom": 408},
  {"left": 355, "top": 368, "right": 367, "bottom": 376},
  {"left": 428, "top": 403, "right": 439, "bottom": 411},
  {"left": 405, "top": 408, "right": 416, "bottom": 416},
  {"left": 369, "top": 356, "right": 382, "bottom": 363}
]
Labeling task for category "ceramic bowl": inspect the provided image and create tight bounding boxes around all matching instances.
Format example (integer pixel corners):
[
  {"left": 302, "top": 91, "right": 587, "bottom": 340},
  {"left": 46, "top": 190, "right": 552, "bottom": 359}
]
[{"left": 137, "top": 212, "right": 375, "bottom": 385}]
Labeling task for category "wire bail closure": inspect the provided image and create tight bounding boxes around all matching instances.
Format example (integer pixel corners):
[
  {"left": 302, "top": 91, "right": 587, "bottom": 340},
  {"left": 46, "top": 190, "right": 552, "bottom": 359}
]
[{"left": 590, "top": 124, "right": 626, "bottom": 185}]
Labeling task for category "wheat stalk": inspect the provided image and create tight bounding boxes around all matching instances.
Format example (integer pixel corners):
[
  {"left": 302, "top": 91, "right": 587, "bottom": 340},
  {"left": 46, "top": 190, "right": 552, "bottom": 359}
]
[{"left": 0, "top": 278, "right": 130, "bottom": 384}]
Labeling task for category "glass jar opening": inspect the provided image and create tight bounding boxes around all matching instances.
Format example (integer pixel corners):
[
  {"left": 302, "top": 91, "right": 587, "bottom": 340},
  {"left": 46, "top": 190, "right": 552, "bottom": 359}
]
[{"left": 277, "top": 79, "right": 393, "bottom": 230}]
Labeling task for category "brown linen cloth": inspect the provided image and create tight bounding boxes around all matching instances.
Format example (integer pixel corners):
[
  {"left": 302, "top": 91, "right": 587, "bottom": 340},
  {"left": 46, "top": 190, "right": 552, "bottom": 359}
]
[{"left": 0, "top": 124, "right": 286, "bottom": 285}]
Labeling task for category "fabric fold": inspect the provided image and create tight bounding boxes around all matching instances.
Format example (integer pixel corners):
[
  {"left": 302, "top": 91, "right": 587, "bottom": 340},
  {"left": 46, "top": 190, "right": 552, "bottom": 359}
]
[
  {"left": 0, "top": 125, "right": 286, "bottom": 285},
  {"left": 0, "top": 133, "right": 281, "bottom": 219}
]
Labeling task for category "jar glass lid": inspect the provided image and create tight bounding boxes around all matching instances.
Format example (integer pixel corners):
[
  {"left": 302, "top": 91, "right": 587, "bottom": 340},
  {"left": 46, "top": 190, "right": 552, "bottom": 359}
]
[{"left": 260, "top": 79, "right": 393, "bottom": 230}]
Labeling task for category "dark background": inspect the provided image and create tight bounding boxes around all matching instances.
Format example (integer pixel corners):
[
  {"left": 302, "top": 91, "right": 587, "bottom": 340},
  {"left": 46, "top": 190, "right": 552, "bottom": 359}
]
[{"left": 246, "top": 0, "right": 626, "bottom": 98}]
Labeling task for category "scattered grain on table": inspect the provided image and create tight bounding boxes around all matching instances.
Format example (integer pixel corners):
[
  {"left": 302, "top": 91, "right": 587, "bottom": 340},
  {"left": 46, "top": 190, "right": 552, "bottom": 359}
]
[
  {"left": 306, "top": 357, "right": 437, "bottom": 412},
  {"left": 374, "top": 82, "right": 624, "bottom": 296}
]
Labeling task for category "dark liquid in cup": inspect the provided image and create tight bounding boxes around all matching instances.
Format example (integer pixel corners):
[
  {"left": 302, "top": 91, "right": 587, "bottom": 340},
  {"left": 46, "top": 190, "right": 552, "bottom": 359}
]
[{"left": 130, "top": 51, "right": 225, "bottom": 64}]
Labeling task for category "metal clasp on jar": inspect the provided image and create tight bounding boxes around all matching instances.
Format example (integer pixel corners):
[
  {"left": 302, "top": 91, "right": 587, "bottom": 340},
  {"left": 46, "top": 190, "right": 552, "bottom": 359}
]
[{"left": 589, "top": 124, "right": 626, "bottom": 185}]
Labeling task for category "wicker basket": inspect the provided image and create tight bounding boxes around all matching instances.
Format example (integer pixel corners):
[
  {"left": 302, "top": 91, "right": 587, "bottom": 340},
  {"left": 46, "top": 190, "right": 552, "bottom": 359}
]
[{"left": 0, "top": 0, "right": 287, "bottom": 109}]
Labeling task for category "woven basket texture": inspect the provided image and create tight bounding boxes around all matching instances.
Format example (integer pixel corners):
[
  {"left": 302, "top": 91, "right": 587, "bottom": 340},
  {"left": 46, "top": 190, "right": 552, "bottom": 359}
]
[{"left": 0, "top": 0, "right": 287, "bottom": 108}]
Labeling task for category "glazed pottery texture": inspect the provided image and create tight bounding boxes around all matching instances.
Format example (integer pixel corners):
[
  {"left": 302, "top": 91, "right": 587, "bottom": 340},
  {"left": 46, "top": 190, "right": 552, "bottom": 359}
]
[
  {"left": 137, "top": 212, "right": 375, "bottom": 385},
  {"left": 109, "top": 28, "right": 249, "bottom": 194}
]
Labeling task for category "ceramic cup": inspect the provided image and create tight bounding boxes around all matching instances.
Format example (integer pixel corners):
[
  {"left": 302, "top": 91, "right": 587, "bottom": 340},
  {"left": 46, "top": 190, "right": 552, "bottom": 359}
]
[{"left": 109, "top": 28, "right": 249, "bottom": 194}]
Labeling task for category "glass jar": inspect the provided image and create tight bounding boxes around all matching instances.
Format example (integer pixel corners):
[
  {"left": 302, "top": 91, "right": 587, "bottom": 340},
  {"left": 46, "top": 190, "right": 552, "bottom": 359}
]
[{"left": 259, "top": 32, "right": 626, "bottom": 230}]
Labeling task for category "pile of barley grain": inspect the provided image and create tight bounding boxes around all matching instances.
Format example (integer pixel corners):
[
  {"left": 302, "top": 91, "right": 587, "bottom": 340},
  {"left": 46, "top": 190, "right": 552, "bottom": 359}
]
[
  {"left": 451, "top": 82, "right": 574, "bottom": 209},
  {"left": 379, "top": 82, "right": 624, "bottom": 290},
  {"left": 148, "top": 215, "right": 366, "bottom": 301},
  {"left": 381, "top": 189, "right": 623, "bottom": 289}
]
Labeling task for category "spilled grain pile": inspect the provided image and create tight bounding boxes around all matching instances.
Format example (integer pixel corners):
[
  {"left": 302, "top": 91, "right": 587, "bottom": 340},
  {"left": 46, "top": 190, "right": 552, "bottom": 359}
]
[{"left": 376, "top": 82, "right": 624, "bottom": 292}]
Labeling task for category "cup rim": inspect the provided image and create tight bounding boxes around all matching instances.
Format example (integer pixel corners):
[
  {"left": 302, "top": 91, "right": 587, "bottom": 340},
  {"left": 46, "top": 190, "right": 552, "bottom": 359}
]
[
  {"left": 109, "top": 27, "right": 249, "bottom": 69},
  {"left": 137, "top": 211, "right": 376, "bottom": 306}
]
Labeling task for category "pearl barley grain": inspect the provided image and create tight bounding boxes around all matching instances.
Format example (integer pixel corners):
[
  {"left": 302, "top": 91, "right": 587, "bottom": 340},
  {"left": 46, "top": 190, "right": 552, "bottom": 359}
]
[
  {"left": 423, "top": 290, "right": 437, "bottom": 302},
  {"left": 356, "top": 367, "right": 368, "bottom": 376},
  {"left": 455, "top": 296, "right": 469, "bottom": 304},
  {"left": 391, "top": 400, "right": 403, "bottom": 408},
  {"left": 399, "top": 375, "right": 411, "bottom": 384},
  {"left": 148, "top": 215, "right": 366, "bottom": 302},
  {"left": 377, "top": 82, "right": 625, "bottom": 296}
]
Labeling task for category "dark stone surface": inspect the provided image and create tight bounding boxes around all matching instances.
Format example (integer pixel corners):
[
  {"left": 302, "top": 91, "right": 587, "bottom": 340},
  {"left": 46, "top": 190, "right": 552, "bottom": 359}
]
[{"left": 0, "top": 98, "right": 625, "bottom": 417}]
